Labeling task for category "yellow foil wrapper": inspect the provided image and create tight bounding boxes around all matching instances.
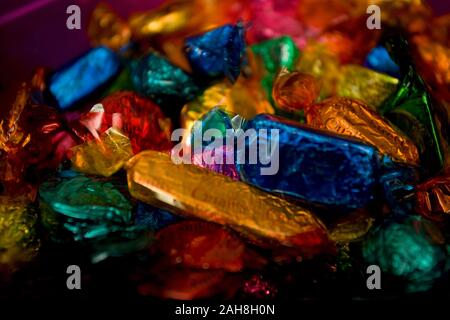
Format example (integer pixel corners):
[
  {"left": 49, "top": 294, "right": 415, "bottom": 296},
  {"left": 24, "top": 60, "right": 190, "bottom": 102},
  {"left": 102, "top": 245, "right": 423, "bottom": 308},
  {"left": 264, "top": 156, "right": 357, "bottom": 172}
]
[
  {"left": 128, "top": 0, "right": 236, "bottom": 39},
  {"left": 337, "top": 65, "right": 399, "bottom": 109},
  {"left": 180, "top": 79, "right": 274, "bottom": 133},
  {"left": 71, "top": 128, "right": 133, "bottom": 177},
  {"left": 129, "top": 0, "right": 211, "bottom": 38},
  {"left": 0, "top": 84, "right": 29, "bottom": 152},
  {"left": 126, "top": 151, "right": 330, "bottom": 253},
  {"left": 88, "top": 3, "right": 131, "bottom": 51},
  {"left": 296, "top": 42, "right": 340, "bottom": 99},
  {"left": 180, "top": 82, "right": 231, "bottom": 133},
  {"left": 329, "top": 209, "right": 374, "bottom": 242},
  {"left": 0, "top": 197, "right": 40, "bottom": 269},
  {"left": 308, "top": 97, "right": 420, "bottom": 165}
]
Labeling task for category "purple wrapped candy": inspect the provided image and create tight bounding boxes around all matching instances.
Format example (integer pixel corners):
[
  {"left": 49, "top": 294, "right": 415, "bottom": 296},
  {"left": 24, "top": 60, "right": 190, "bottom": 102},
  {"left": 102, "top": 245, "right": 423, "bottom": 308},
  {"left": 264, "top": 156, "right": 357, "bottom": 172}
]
[{"left": 192, "top": 145, "right": 240, "bottom": 180}]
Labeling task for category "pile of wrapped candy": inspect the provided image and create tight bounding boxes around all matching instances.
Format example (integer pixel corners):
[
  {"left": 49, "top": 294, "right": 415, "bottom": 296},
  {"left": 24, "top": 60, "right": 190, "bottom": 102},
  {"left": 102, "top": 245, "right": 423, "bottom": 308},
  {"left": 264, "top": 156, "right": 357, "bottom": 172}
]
[{"left": 1, "top": 0, "right": 449, "bottom": 299}]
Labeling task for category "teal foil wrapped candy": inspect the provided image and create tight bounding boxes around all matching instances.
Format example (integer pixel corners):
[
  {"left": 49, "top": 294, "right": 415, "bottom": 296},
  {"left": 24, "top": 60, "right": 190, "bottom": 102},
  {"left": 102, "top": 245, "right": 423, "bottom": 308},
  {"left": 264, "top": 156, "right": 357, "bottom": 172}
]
[
  {"left": 363, "top": 215, "right": 450, "bottom": 292},
  {"left": 39, "top": 171, "right": 134, "bottom": 242},
  {"left": 131, "top": 53, "right": 201, "bottom": 106},
  {"left": 49, "top": 47, "right": 120, "bottom": 109}
]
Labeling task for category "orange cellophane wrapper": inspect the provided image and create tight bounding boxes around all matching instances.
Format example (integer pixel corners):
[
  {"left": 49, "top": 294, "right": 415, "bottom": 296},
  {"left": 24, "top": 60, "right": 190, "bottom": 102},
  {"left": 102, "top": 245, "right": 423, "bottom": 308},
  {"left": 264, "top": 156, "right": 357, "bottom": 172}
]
[
  {"left": 416, "top": 169, "right": 450, "bottom": 221},
  {"left": 88, "top": 3, "right": 131, "bottom": 51},
  {"left": 307, "top": 97, "right": 420, "bottom": 165}
]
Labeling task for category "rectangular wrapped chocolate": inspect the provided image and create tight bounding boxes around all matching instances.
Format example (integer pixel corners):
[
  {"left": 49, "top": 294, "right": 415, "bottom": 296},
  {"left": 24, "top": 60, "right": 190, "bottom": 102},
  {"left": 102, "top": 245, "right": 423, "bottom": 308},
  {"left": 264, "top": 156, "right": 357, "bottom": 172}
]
[
  {"left": 126, "top": 151, "right": 329, "bottom": 254},
  {"left": 238, "top": 114, "right": 379, "bottom": 210},
  {"left": 49, "top": 47, "right": 120, "bottom": 109}
]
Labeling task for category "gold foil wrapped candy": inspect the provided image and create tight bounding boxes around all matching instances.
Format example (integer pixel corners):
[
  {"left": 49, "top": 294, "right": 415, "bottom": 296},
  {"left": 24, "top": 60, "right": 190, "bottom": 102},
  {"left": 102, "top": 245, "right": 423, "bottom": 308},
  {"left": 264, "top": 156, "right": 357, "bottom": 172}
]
[
  {"left": 88, "top": 3, "right": 131, "bottom": 51},
  {"left": 128, "top": 0, "right": 240, "bottom": 39},
  {"left": 126, "top": 151, "right": 330, "bottom": 255},
  {"left": 329, "top": 209, "right": 374, "bottom": 242},
  {"left": 129, "top": 0, "right": 211, "bottom": 38},
  {"left": 180, "top": 80, "right": 274, "bottom": 133},
  {"left": 71, "top": 128, "right": 133, "bottom": 177},
  {"left": 296, "top": 42, "right": 340, "bottom": 99},
  {"left": 336, "top": 65, "right": 399, "bottom": 109},
  {"left": 0, "top": 198, "right": 40, "bottom": 273},
  {"left": 180, "top": 82, "right": 230, "bottom": 133},
  {"left": 308, "top": 97, "right": 420, "bottom": 165}
]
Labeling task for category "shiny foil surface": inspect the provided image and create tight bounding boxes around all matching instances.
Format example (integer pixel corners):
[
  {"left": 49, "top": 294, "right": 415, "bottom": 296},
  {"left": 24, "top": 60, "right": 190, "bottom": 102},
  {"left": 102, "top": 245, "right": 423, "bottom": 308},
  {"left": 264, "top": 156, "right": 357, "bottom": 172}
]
[
  {"left": 180, "top": 82, "right": 231, "bottom": 133},
  {"left": 296, "top": 43, "right": 340, "bottom": 99},
  {"left": 1, "top": 85, "right": 72, "bottom": 200},
  {"left": 416, "top": 169, "right": 450, "bottom": 221},
  {"left": 192, "top": 145, "right": 240, "bottom": 180},
  {"left": 39, "top": 172, "right": 132, "bottom": 242},
  {"left": 86, "top": 91, "right": 173, "bottom": 153},
  {"left": 185, "top": 23, "right": 246, "bottom": 82},
  {"left": 238, "top": 114, "right": 380, "bottom": 210},
  {"left": 131, "top": 52, "right": 201, "bottom": 105},
  {"left": 126, "top": 151, "right": 330, "bottom": 254},
  {"left": 180, "top": 80, "right": 274, "bottom": 134},
  {"left": 251, "top": 36, "right": 300, "bottom": 103},
  {"left": 49, "top": 47, "right": 120, "bottom": 109},
  {"left": 87, "top": 3, "right": 131, "bottom": 51},
  {"left": 71, "top": 128, "right": 133, "bottom": 177},
  {"left": 308, "top": 96, "right": 420, "bottom": 165},
  {"left": 0, "top": 198, "right": 40, "bottom": 269},
  {"left": 363, "top": 215, "right": 449, "bottom": 293},
  {"left": 329, "top": 209, "right": 374, "bottom": 243},
  {"left": 336, "top": 65, "right": 399, "bottom": 109},
  {"left": 272, "top": 69, "right": 321, "bottom": 112},
  {"left": 1, "top": 0, "right": 450, "bottom": 302},
  {"left": 381, "top": 36, "right": 445, "bottom": 174},
  {"left": 364, "top": 46, "right": 400, "bottom": 78}
]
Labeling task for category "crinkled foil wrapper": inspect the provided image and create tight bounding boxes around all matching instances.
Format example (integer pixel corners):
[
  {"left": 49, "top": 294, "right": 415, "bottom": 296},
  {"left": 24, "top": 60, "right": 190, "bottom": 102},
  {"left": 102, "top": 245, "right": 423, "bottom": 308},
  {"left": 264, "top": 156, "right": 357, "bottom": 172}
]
[
  {"left": 309, "top": 97, "right": 419, "bottom": 165},
  {"left": 126, "top": 151, "right": 330, "bottom": 254}
]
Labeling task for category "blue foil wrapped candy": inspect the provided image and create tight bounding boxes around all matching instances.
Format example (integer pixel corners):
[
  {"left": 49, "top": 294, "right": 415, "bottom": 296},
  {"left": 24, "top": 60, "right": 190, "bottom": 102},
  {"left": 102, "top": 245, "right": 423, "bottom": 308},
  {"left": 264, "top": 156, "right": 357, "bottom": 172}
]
[
  {"left": 131, "top": 53, "right": 201, "bottom": 105},
  {"left": 237, "top": 114, "right": 380, "bottom": 210},
  {"left": 135, "top": 202, "right": 179, "bottom": 232},
  {"left": 364, "top": 45, "right": 400, "bottom": 78},
  {"left": 185, "top": 23, "right": 246, "bottom": 82},
  {"left": 49, "top": 47, "right": 120, "bottom": 109}
]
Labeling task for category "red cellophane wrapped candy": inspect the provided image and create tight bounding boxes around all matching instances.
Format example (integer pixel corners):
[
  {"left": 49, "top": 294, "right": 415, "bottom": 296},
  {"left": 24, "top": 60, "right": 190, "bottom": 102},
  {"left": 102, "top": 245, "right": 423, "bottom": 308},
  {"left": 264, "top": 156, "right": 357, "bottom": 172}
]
[
  {"left": 75, "top": 91, "right": 173, "bottom": 154},
  {"left": 0, "top": 84, "right": 75, "bottom": 200}
]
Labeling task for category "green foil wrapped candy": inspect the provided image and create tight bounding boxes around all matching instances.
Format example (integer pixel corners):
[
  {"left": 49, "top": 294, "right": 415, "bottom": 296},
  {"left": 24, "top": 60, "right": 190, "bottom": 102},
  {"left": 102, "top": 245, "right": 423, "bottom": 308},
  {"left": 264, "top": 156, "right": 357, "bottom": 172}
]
[
  {"left": 363, "top": 215, "right": 450, "bottom": 292},
  {"left": 251, "top": 36, "right": 300, "bottom": 105},
  {"left": 381, "top": 37, "right": 445, "bottom": 175}
]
